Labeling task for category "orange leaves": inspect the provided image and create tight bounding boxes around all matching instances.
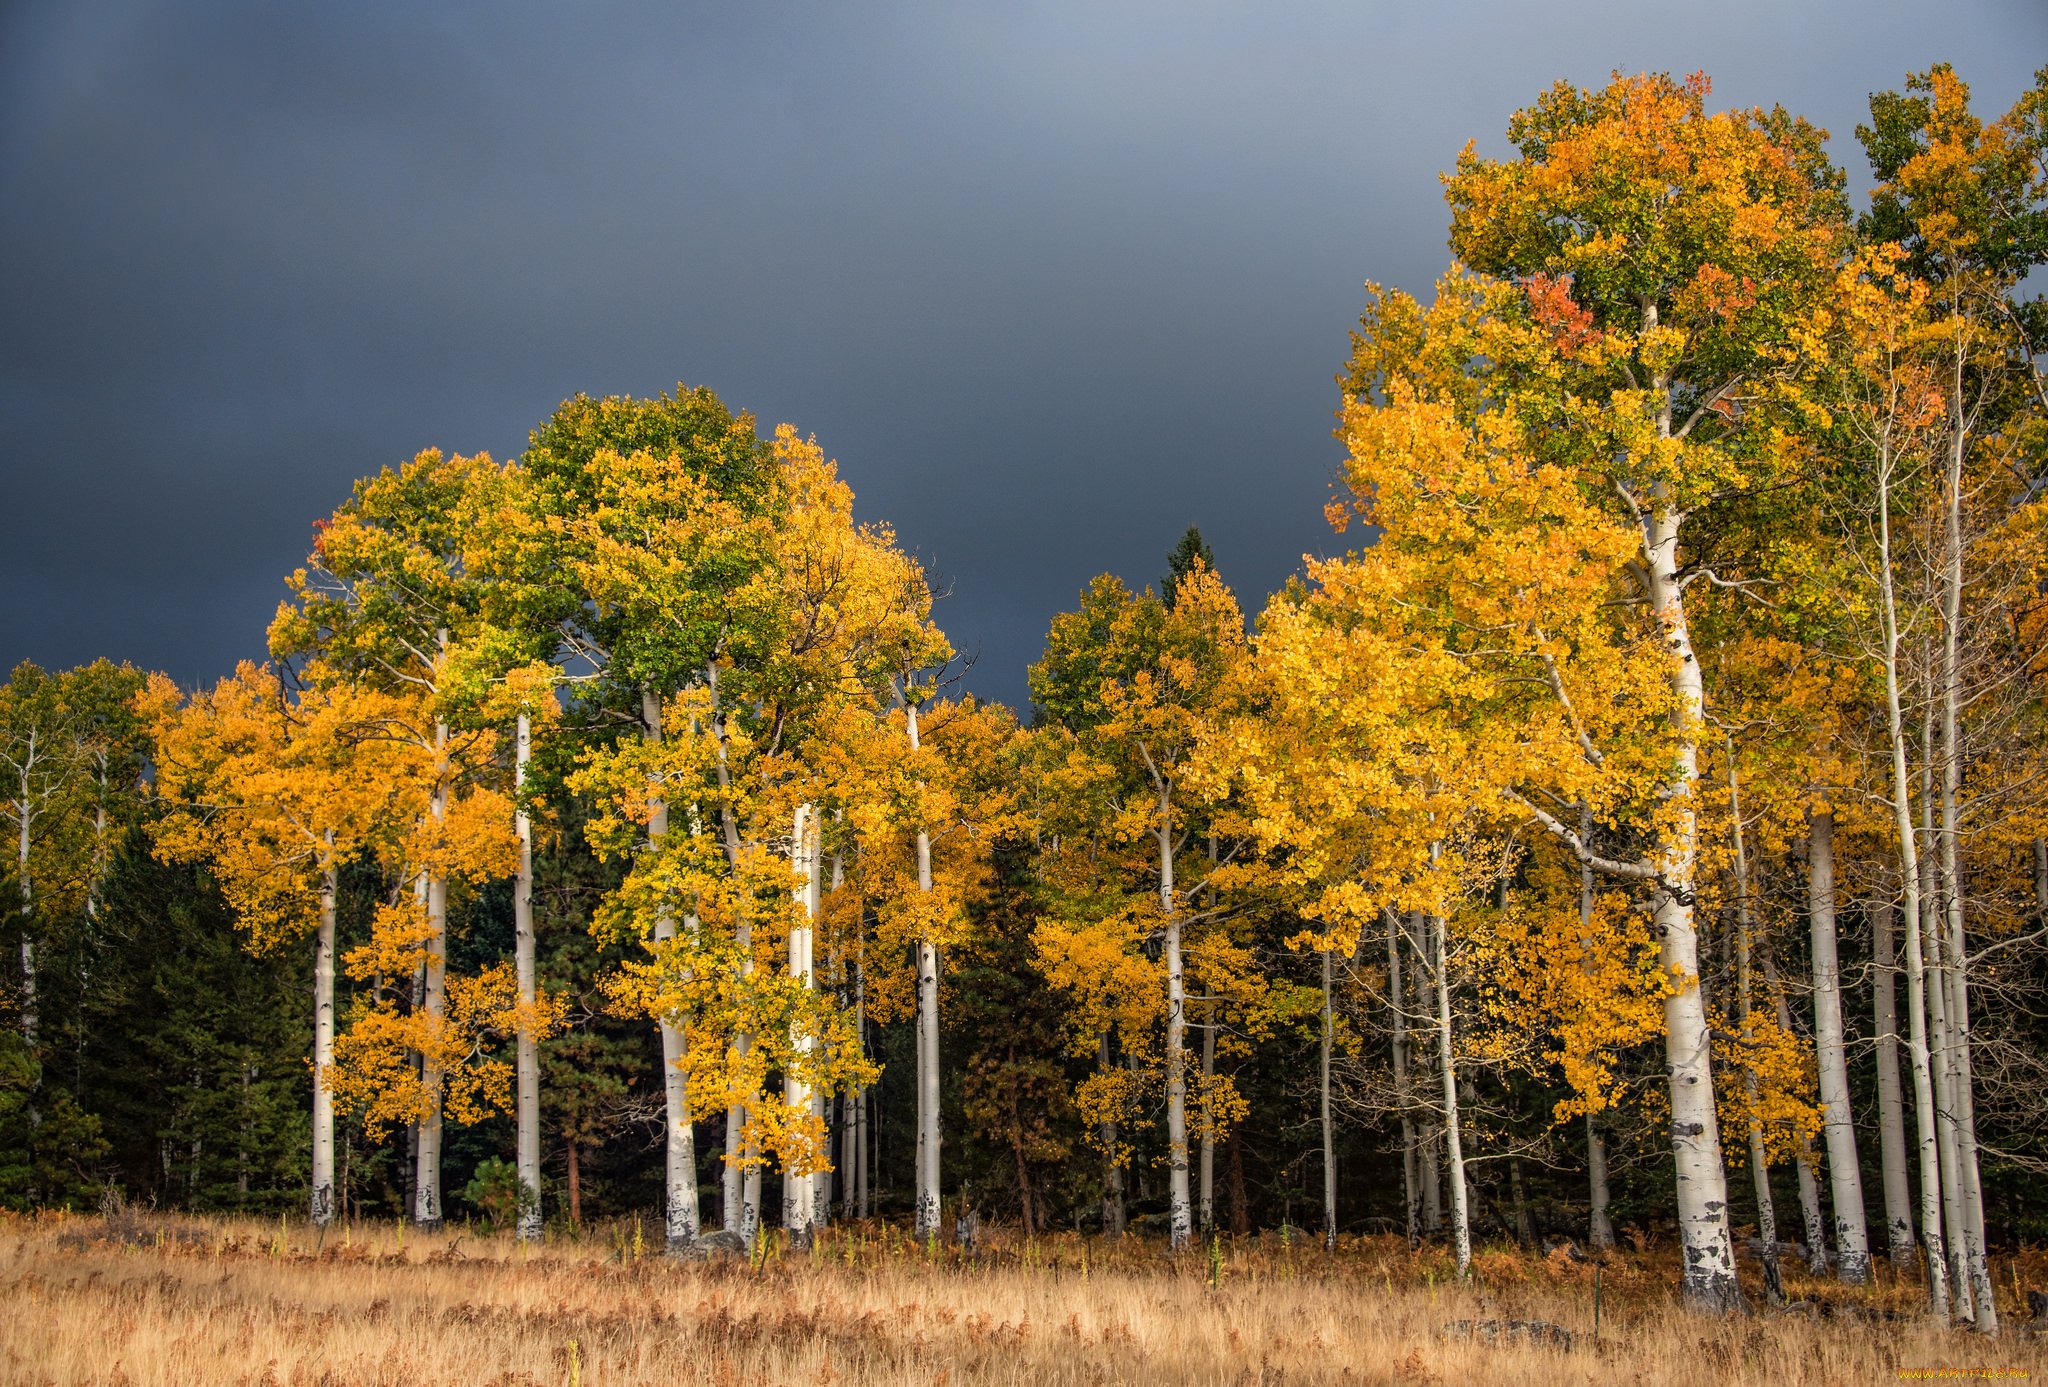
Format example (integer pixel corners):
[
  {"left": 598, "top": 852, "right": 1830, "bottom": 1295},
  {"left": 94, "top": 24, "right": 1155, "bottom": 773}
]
[
  {"left": 1677, "top": 264, "right": 1758, "bottom": 324},
  {"left": 326, "top": 962, "right": 565, "bottom": 1139},
  {"left": 1521, "top": 272, "right": 1600, "bottom": 356},
  {"left": 1474, "top": 868, "right": 1665, "bottom": 1121},
  {"left": 144, "top": 663, "right": 426, "bottom": 953}
]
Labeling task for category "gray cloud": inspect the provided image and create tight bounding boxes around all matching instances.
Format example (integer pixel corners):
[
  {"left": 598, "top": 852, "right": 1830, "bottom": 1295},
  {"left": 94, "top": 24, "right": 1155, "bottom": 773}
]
[{"left": 3, "top": 0, "right": 2042, "bottom": 705}]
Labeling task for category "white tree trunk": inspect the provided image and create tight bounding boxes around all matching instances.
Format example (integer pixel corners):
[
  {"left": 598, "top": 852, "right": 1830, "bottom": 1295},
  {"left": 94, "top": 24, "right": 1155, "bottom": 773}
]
[
  {"left": 514, "top": 709, "right": 543, "bottom": 1243},
  {"left": 1730, "top": 772, "right": 1780, "bottom": 1298},
  {"left": 1872, "top": 898, "right": 1916, "bottom": 1268},
  {"left": 915, "top": 937, "right": 940, "bottom": 1240},
  {"left": 783, "top": 803, "right": 817, "bottom": 1246},
  {"left": 1806, "top": 810, "right": 1869, "bottom": 1282},
  {"left": 1922, "top": 858, "right": 1974, "bottom": 1321},
  {"left": 1939, "top": 349, "right": 1996, "bottom": 1332},
  {"left": 707, "top": 664, "right": 758, "bottom": 1247},
  {"left": 1431, "top": 909, "right": 1470, "bottom": 1278},
  {"left": 1158, "top": 782, "right": 1192, "bottom": 1250},
  {"left": 815, "top": 848, "right": 842, "bottom": 1233},
  {"left": 642, "top": 691, "right": 699, "bottom": 1253},
  {"left": 853, "top": 958, "right": 868, "bottom": 1220},
  {"left": 1758, "top": 943, "right": 1830, "bottom": 1274},
  {"left": 1587, "top": 1119, "right": 1615, "bottom": 1253},
  {"left": 1199, "top": 1015, "right": 1216, "bottom": 1232},
  {"left": 1875, "top": 445, "right": 1951, "bottom": 1318},
  {"left": 310, "top": 861, "right": 337, "bottom": 1226},
  {"left": 1642, "top": 473, "right": 1741, "bottom": 1311},
  {"left": 1577, "top": 818, "right": 1614, "bottom": 1252},
  {"left": 1320, "top": 948, "right": 1336, "bottom": 1251},
  {"left": 17, "top": 795, "right": 33, "bottom": 1046},
  {"left": 413, "top": 718, "right": 449, "bottom": 1230},
  {"left": 1389, "top": 911, "right": 1419, "bottom": 1247},
  {"left": 904, "top": 696, "right": 942, "bottom": 1242}
]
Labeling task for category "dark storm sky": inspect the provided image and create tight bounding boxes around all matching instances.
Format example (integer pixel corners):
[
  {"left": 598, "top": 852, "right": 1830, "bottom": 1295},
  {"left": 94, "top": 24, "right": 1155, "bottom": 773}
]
[{"left": 3, "top": 3, "right": 2043, "bottom": 708}]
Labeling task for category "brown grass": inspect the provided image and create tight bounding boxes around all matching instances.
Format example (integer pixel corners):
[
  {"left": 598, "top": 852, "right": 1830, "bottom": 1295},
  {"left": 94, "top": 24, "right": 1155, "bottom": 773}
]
[{"left": 2, "top": 1210, "right": 2043, "bottom": 1386}]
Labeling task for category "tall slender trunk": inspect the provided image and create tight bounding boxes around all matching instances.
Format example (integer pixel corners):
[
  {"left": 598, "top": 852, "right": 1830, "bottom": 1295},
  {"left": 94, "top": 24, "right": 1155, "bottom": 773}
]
[
  {"left": 566, "top": 1137, "right": 582, "bottom": 1226},
  {"left": 413, "top": 716, "right": 448, "bottom": 1231},
  {"left": 1921, "top": 730, "right": 1973, "bottom": 1321},
  {"left": 784, "top": 803, "right": 817, "bottom": 1246},
  {"left": 1875, "top": 436, "right": 1950, "bottom": 1317},
  {"left": 1587, "top": 1120, "right": 1615, "bottom": 1252},
  {"left": 1198, "top": 834, "right": 1218, "bottom": 1233},
  {"left": 839, "top": 1081, "right": 857, "bottom": 1221},
  {"left": 1806, "top": 809, "right": 1869, "bottom": 1283},
  {"left": 802, "top": 844, "right": 827, "bottom": 1221},
  {"left": 1007, "top": 1052, "right": 1036, "bottom": 1236},
  {"left": 1430, "top": 907, "right": 1470, "bottom": 1278},
  {"left": 1873, "top": 898, "right": 1916, "bottom": 1268},
  {"left": 1158, "top": 778, "right": 1191, "bottom": 1250},
  {"left": 1758, "top": 941, "right": 1830, "bottom": 1273},
  {"left": 1227, "top": 1124, "right": 1248, "bottom": 1236},
  {"left": 310, "top": 858, "right": 337, "bottom": 1226},
  {"left": 859, "top": 1066, "right": 873, "bottom": 1220},
  {"left": 514, "top": 709, "right": 542, "bottom": 1243},
  {"left": 1639, "top": 475, "right": 1741, "bottom": 1307},
  {"left": 17, "top": 784, "right": 33, "bottom": 1047},
  {"left": 1199, "top": 1013, "right": 1216, "bottom": 1231},
  {"left": 1320, "top": 947, "right": 1336, "bottom": 1250},
  {"left": 708, "top": 663, "right": 758, "bottom": 1246},
  {"left": 1510, "top": 1157, "right": 1536, "bottom": 1248},
  {"left": 1730, "top": 767, "right": 1781, "bottom": 1300},
  {"left": 903, "top": 694, "right": 943, "bottom": 1242},
  {"left": 1940, "top": 342, "right": 1997, "bottom": 1333},
  {"left": 643, "top": 690, "right": 699, "bottom": 1253},
  {"left": 1389, "top": 910, "right": 1419, "bottom": 1247},
  {"left": 1099, "top": 1033, "right": 1125, "bottom": 1237},
  {"left": 853, "top": 959, "right": 868, "bottom": 1220},
  {"left": 1578, "top": 810, "right": 1615, "bottom": 1252},
  {"left": 1414, "top": 908, "right": 1443, "bottom": 1239}
]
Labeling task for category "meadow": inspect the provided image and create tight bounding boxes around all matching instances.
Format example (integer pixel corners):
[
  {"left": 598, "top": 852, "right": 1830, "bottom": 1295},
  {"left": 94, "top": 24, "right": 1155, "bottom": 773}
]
[{"left": 3, "top": 1209, "right": 2044, "bottom": 1386}]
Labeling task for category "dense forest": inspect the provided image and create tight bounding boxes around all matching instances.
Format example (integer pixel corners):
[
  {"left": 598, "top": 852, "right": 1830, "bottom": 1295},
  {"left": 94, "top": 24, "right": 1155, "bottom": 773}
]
[{"left": 5, "top": 65, "right": 2047, "bottom": 1329}]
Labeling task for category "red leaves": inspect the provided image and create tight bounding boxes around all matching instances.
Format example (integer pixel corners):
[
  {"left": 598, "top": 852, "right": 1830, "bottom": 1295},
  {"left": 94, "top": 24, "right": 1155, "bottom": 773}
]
[{"left": 1521, "top": 273, "right": 1600, "bottom": 355}]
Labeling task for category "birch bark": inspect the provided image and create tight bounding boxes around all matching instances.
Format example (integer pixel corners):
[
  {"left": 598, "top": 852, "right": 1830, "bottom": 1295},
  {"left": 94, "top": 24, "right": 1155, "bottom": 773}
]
[
  {"left": 643, "top": 690, "right": 699, "bottom": 1253},
  {"left": 707, "top": 663, "right": 759, "bottom": 1247},
  {"left": 1875, "top": 429, "right": 1951, "bottom": 1317},
  {"left": 784, "top": 803, "right": 817, "bottom": 1246},
  {"left": 1320, "top": 947, "right": 1336, "bottom": 1250},
  {"left": 412, "top": 713, "right": 449, "bottom": 1231},
  {"left": 1640, "top": 464, "right": 1741, "bottom": 1309},
  {"left": 1389, "top": 911, "right": 1420, "bottom": 1247},
  {"left": 1806, "top": 810, "right": 1869, "bottom": 1282},
  {"left": 514, "top": 709, "right": 542, "bottom": 1243},
  {"left": 1872, "top": 899, "right": 1916, "bottom": 1268},
  {"left": 904, "top": 695, "right": 942, "bottom": 1242},
  {"left": 311, "top": 858, "right": 337, "bottom": 1227},
  {"left": 1730, "top": 767, "right": 1781, "bottom": 1300},
  {"left": 1431, "top": 907, "right": 1470, "bottom": 1278},
  {"left": 1159, "top": 778, "right": 1192, "bottom": 1250}
]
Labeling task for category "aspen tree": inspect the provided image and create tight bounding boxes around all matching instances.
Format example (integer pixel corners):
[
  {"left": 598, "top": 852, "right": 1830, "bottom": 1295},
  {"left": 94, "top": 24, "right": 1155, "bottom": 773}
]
[
  {"left": 270, "top": 447, "right": 519, "bottom": 1228},
  {"left": 1316, "top": 72, "right": 1850, "bottom": 1309},
  {"left": 1032, "top": 565, "right": 1248, "bottom": 1250},
  {"left": 498, "top": 385, "right": 780, "bottom": 1247},
  {"left": 1857, "top": 64, "right": 2048, "bottom": 1332},
  {"left": 142, "top": 664, "right": 418, "bottom": 1227}
]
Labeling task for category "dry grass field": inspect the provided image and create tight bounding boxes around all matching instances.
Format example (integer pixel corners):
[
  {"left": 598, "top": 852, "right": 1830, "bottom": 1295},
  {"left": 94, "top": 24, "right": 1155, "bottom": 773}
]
[{"left": 2, "top": 1208, "right": 2044, "bottom": 1386}]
